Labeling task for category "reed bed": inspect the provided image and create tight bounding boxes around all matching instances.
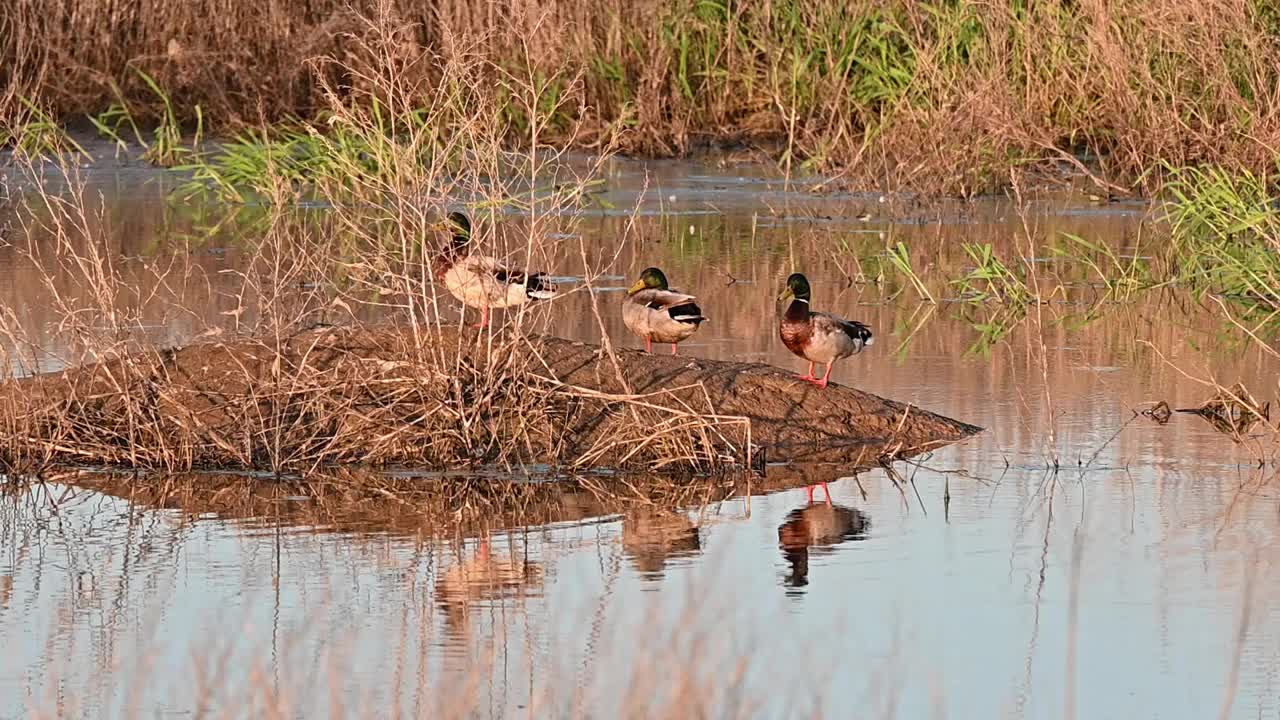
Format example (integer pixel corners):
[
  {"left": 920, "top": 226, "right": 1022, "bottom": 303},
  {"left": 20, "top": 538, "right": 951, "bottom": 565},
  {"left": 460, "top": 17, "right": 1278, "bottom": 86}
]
[
  {"left": 5, "top": 1, "right": 1280, "bottom": 193},
  {"left": 0, "top": 35, "right": 760, "bottom": 478},
  {"left": 0, "top": 325, "right": 756, "bottom": 476},
  {"left": 1, "top": 6, "right": 1272, "bottom": 480}
]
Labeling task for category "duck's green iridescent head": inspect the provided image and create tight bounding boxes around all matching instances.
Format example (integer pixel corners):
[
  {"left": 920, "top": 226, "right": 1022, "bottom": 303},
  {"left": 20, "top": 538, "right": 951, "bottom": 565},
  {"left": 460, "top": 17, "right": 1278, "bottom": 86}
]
[
  {"left": 629, "top": 267, "right": 669, "bottom": 294},
  {"left": 778, "top": 273, "right": 811, "bottom": 302},
  {"left": 447, "top": 211, "right": 471, "bottom": 247}
]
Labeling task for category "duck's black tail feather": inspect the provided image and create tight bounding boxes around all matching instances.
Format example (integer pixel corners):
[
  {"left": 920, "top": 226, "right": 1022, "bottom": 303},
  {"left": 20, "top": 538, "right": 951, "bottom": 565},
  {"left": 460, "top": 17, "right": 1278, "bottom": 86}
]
[
  {"left": 491, "top": 268, "right": 558, "bottom": 299},
  {"left": 668, "top": 301, "right": 707, "bottom": 325},
  {"left": 839, "top": 319, "right": 874, "bottom": 348},
  {"left": 524, "top": 272, "right": 558, "bottom": 300}
]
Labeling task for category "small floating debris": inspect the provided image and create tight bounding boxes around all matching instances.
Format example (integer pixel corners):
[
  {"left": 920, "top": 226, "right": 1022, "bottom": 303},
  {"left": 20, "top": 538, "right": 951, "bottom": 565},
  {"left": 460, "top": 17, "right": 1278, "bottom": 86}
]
[
  {"left": 1138, "top": 401, "right": 1173, "bottom": 425},
  {"left": 1175, "top": 383, "right": 1271, "bottom": 439}
]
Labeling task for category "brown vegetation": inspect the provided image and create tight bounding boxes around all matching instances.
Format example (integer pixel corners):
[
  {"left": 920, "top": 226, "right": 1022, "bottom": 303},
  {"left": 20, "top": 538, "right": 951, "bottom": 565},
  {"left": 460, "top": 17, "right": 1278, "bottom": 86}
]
[
  {"left": 5, "top": 1, "right": 1280, "bottom": 192},
  {"left": 0, "top": 35, "right": 986, "bottom": 482},
  {"left": 0, "top": 325, "right": 978, "bottom": 475}
]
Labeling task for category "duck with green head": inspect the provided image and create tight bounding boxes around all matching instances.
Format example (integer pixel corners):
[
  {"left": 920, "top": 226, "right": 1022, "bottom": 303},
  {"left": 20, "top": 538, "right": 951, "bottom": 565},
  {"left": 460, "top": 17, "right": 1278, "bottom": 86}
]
[
  {"left": 778, "top": 273, "right": 873, "bottom": 388},
  {"left": 623, "top": 267, "right": 707, "bottom": 355},
  {"left": 434, "top": 211, "right": 558, "bottom": 328}
]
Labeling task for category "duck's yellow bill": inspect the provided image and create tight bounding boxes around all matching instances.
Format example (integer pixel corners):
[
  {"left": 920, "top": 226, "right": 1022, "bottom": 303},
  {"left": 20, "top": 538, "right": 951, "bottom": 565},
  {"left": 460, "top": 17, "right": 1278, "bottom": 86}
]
[
  {"left": 777, "top": 288, "right": 794, "bottom": 301},
  {"left": 628, "top": 280, "right": 646, "bottom": 294}
]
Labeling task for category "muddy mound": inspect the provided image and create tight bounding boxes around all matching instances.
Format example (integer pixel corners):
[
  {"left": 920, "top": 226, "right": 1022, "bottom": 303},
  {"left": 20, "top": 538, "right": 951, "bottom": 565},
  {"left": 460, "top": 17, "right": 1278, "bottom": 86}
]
[
  {"left": 537, "top": 335, "right": 979, "bottom": 462},
  {"left": 0, "top": 325, "right": 980, "bottom": 473}
]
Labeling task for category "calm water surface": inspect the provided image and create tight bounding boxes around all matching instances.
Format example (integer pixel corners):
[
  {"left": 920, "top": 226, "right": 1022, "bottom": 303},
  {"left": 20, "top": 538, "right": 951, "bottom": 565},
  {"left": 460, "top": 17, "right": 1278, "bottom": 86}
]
[{"left": 1, "top": 155, "right": 1278, "bottom": 718}]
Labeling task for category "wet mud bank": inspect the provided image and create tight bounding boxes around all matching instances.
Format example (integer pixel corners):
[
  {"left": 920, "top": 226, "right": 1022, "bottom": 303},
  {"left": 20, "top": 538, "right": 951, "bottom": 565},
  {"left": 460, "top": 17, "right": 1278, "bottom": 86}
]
[{"left": 1, "top": 326, "right": 981, "bottom": 473}]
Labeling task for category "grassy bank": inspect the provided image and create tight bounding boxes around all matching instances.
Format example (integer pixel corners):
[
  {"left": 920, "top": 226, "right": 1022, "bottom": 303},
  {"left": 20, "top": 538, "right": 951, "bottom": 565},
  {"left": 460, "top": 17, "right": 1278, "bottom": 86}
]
[{"left": 5, "top": 0, "right": 1280, "bottom": 193}]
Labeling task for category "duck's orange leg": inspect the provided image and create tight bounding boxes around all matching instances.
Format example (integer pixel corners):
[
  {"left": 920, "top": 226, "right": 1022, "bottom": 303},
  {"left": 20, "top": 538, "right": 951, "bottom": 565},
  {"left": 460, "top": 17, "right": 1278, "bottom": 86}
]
[
  {"left": 645, "top": 337, "right": 652, "bottom": 353},
  {"left": 796, "top": 361, "right": 819, "bottom": 383},
  {"left": 813, "top": 362, "right": 834, "bottom": 389},
  {"left": 671, "top": 343, "right": 678, "bottom": 356}
]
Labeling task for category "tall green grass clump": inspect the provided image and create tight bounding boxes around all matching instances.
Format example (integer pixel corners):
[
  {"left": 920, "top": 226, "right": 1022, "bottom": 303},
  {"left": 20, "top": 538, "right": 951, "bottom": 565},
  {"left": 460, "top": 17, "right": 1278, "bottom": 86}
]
[
  {"left": 1, "top": 97, "right": 88, "bottom": 160},
  {"left": 1054, "top": 233, "right": 1153, "bottom": 302},
  {"left": 952, "top": 243, "right": 1034, "bottom": 305},
  {"left": 1164, "top": 165, "right": 1280, "bottom": 311},
  {"left": 87, "top": 69, "right": 201, "bottom": 166},
  {"left": 176, "top": 114, "right": 426, "bottom": 203}
]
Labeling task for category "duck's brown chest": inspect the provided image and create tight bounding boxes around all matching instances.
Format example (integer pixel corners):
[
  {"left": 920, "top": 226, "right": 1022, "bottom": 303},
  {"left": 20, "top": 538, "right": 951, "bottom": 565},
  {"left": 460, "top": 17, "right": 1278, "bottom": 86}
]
[
  {"left": 432, "top": 252, "right": 455, "bottom": 281},
  {"left": 779, "top": 302, "right": 811, "bottom": 358}
]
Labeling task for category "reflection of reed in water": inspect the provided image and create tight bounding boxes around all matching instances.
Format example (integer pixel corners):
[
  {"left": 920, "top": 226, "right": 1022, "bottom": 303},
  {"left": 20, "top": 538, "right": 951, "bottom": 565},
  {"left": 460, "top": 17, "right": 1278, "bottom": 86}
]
[
  {"left": 777, "top": 494, "right": 869, "bottom": 590},
  {"left": 435, "top": 539, "right": 543, "bottom": 636},
  {"left": 621, "top": 508, "right": 702, "bottom": 581}
]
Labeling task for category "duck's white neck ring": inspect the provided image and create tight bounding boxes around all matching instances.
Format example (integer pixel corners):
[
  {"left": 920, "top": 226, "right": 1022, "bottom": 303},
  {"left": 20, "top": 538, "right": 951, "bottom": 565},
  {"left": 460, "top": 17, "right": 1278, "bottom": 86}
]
[{"left": 792, "top": 298, "right": 809, "bottom": 304}]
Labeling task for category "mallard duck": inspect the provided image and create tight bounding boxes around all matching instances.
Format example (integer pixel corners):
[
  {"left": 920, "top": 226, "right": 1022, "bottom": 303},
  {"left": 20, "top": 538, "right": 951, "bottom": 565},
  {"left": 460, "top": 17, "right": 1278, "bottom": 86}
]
[
  {"left": 434, "top": 211, "right": 558, "bottom": 328},
  {"left": 777, "top": 273, "right": 873, "bottom": 388},
  {"left": 623, "top": 267, "right": 707, "bottom": 355},
  {"left": 777, "top": 498, "right": 870, "bottom": 588}
]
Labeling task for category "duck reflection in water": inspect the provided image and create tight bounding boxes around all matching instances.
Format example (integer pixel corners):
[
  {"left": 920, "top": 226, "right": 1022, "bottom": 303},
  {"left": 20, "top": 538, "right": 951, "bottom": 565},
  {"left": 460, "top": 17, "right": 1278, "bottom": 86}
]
[
  {"left": 778, "top": 484, "right": 870, "bottom": 591},
  {"left": 622, "top": 507, "right": 702, "bottom": 582},
  {"left": 436, "top": 537, "right": 543, "bottom": 636}
]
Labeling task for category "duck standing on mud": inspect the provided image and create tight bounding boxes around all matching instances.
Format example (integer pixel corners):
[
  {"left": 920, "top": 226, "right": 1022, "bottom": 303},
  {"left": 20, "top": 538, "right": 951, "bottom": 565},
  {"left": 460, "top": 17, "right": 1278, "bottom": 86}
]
[
  {"left": 777, "top": 273, "right": 873, "bottom": 388},
  {"left": 623, "top": 267, "right": 707, "bottom": 355},
  {"left": 434, "top": 211, "right": 558, "bottom": 328}
]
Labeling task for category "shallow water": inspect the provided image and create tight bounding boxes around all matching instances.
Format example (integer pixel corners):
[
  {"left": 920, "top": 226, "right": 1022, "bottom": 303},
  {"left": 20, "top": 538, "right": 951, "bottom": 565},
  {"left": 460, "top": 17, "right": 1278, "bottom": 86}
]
[{"left": 1, "top": 152, "right": 1279, "bottom": 718}]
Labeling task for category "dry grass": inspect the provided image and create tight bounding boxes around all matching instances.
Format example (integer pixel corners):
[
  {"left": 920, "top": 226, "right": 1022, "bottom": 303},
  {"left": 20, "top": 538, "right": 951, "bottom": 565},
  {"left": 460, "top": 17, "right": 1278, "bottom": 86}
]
[
  {"left": 5, "top": 1, "right": 1280, "bottom": 193},
  {"left": 0, "top": 28, "right": 760, "bottom": 478},
  {"left": 0, "top": 325, "right": 758, "bottom": 476}
]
